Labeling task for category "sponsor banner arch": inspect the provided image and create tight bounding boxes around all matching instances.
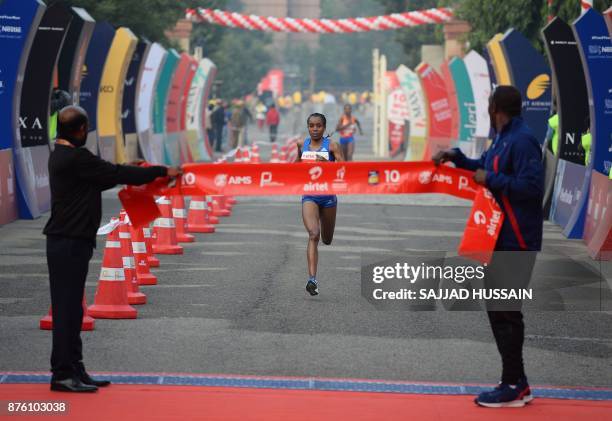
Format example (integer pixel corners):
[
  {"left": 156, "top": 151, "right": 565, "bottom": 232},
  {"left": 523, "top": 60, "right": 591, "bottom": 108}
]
[
  {"left": 97, "top": 27, "right": 138, "bottom": 164},
  {"left": 165, "top": 53, "right": 192, "bottom": 165},
  {"left": 543, "top": 17, "right": 590, "bottom": 233},
  {"left": 396, "top": 65, "right": 427, "bottom": 162},
  {"left": 153, "top": 49, "right": 180, "bottom": 166},
  {"left": 16, "top": 1, "right": 71, "bottom": 219},
  {"left": 178, "top": 56, "right": 198, "bottom": 163},
  {"left": 80, "top": 22, "right": 115, "bottom": 155},
  {"left": 571, "top": 9, "right": 612, "bottom": 251},
  {"left": 449, "top": 57, "right": 477, "bottom": 157},
  {"left": 499, "top": 29, "right": 552, "bottom": 145},
  {"left": 57, "top": 7, "right": 95, "bottom": 105},
  {"left": 122, "top": 40, "right": 149, "bottom": 163},
  {"left": 416, "top": 62, "right": 453, "bottom": 159},
  {"left": 0, "top": 0, "right": 42, "bottom": 223},
  {"left": 199, "top": 58, "right": 217, "bottom": 162},
  {"left": 136, "top": 43, "right": 167, "bottom": 164}
]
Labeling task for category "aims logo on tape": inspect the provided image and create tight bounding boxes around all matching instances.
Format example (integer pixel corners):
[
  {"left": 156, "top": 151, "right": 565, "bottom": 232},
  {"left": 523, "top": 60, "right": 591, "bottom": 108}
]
[
  {"left": 214, "top": 174, "right": 252, "bottom": 187},
  {"left": 418, "top": 171, "right": 453, "bottom": 185}
]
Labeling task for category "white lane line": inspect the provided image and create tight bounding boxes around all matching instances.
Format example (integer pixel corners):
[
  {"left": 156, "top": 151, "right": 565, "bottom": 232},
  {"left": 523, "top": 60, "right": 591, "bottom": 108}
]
[
  {"left": 526, "top": 334, "right": 612, "bottom": 343},
  {"left": 199, "top": 251, "right": 247, "bottom": 256},
  {"left": 152, "top": 268, "right": 227, "bottom": 273}
]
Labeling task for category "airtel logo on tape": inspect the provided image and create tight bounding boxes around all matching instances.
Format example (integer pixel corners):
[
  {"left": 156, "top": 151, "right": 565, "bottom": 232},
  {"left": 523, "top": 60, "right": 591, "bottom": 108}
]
[
  {"left": 183, "top": 172, "right": 197, "bottom": 185},
  {"left": 309, "top": 166, "right": 323, "bottom": 180},
  {"left": 473, "top": 211, "right": 487, "bottom": 225}
]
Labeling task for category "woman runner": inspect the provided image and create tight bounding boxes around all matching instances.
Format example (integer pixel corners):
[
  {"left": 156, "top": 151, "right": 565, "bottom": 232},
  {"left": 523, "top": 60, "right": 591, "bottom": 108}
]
[
  {"left": 335, "top": 104, "right": 363, "bottom": 162},
  {"left": 296, "top": 113, "right": 344, "bottom": 296}
]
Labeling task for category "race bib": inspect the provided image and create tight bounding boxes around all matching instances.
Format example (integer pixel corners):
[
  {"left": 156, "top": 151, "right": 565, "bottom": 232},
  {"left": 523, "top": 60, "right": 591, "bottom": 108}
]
[{"left": 301, "top": 151, "right": 329, "bottom": 161}]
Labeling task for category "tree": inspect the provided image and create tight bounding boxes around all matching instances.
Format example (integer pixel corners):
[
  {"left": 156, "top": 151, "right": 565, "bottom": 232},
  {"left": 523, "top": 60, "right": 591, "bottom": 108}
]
[
  {"left": 375, "top": 0, "right": 443, "bottom": 68},
  {"left": 205, "top": 30, "right": 273, "bottom": 99},
  {"left": 455, "top": 0, "right": 611, "bottom": 53},
  {"left": 61, "top": 0, "right": 212, "bottom": 46}
]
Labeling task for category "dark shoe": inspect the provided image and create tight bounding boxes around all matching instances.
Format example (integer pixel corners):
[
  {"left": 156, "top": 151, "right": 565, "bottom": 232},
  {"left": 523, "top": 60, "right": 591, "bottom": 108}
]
[
  {"left": 76, "top": 363, "right": 111, "bottom": 387},
  {"left": 50, "top": 377, "right": 98, "bottom": 393},
  {"left": 474, "top": 377, "right": 533, "bottom": 408},
  {"left": 306, "top": 280, "right": 319, "bottom": 296},
  {"left": 80, "top": 371, "right": 111, "bottom": 387}
]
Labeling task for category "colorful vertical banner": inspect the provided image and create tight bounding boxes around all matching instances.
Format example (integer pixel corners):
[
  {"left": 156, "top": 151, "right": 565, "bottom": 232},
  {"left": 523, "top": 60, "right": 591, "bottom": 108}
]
[
  {"left": 449, "top": 57, "right": 477, "bottom": 157},
  {"left": 136, "top": 43, "right": 167, "bottom": 164},
  {"left": 583, "top": 171, "right": 611, "bottom": 259},
  {"left": 416, "top": 62, "right": 453, "bottom": 158},
  {"left": 16, "top": 1, "right": 71, "bottom": 219},
  {"left": 463, "top": 51, "right": 491, "bottom": 140},
  {"left": 122, "top": 40, "right": 148, "bottom": 163},
  {"left": 199, "top": 58, "right": 217, "bottom": 161},
  {"left": 571, "top": 9, "right": 612, "bottom": 248},
  {"left": 0, "top": 149, "right": 18, "bottom": 225},
  {"left": 386, "top": 87, "right": 410, "bottom": 158},
  {"left": 97, "top": 27, "right": 137, "bottom": 164},
  {"left": 542, "top": 17, "right": 589, "bottom": 164},
  {"left": 57, "top": 7, "right": 95, "bottom": 104},
  {"left": 80, "top": 22, "right": 115, "bottom": 155},
  {"left": 0, "top": 0, "right": 42, "bottom": 223},
  {"left": 153, "top": 49, "right": 180, "bottom": 165},
  {"left": 440, "top": 60, "right": 460, "bottom": 142},
  {"left": 543, "top": 17, "right": 591, "bottom": 232},
  {"left": 178, "top": 57, "right": 198, "bottom": 163},
  {"left": 486, "top": 34, "right": 511, "bottom": 85},
  {"left": 500, "top": 29, "right": 553, "bottom": 145},
  {"left": 396, "top": 64, "right": 427, "bottom": 162},
  {"left": 165, "top": 53, "right": 191, "bottom": 166}
]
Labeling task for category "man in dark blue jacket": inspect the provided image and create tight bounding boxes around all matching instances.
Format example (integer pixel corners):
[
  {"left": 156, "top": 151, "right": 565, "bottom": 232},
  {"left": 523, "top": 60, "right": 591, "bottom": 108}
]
[{"left": 434, "top": 85, "right": 544, "bottom": 408}]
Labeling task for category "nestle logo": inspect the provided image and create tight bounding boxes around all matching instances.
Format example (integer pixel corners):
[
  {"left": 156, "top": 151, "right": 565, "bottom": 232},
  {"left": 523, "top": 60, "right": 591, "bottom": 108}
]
[
  {"left": 0, "top": 25, "right": 21, "bottom": 33},
  {"left": 588, "top": 45, "right": 600, "bottom": 54}
]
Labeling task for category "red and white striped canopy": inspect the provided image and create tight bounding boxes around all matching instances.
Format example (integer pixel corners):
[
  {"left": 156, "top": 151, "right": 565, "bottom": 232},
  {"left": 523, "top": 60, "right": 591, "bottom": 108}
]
[{"left": 185, "top": 7, "right": 454, "bottom": 33}]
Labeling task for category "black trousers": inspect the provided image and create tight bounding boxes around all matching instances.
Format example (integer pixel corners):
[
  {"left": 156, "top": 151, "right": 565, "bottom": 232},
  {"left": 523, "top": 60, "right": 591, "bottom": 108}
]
[
  {"left": 269, "top": 125, "right": 278, "bottom": 143},
  {"left": 214, "top": 125, "right": 224, "bottom": 151},
  {"left": 485, "top": 250, "right": 537, "bottom": 384},
  {"left": 46, "top": 235, "right": 94, "bottom": 380}
]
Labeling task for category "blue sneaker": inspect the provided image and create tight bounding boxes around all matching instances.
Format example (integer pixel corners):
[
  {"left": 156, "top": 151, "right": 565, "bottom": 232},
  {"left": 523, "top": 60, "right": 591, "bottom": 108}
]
[
  {"left": 306, "top": 279, "right": 319, "bottom": 296},
  {"left": 475, "top": 377, "right": 533, "bottom": 408}
]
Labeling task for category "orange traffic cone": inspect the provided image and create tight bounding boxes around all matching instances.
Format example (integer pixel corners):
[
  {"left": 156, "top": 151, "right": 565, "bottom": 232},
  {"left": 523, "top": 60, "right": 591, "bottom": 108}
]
[
  {"left": 88, "top": 219, "right": 137, "bottom": 319},
  {"left": 187, "top": 196, "right": 215, "bottom": 233},
  {"left": 211, "top": 195, "right": 231, "bottom": 217},
  {"left": 130, "top": 223, "right": 157, "bottom": 286},
  {"left": 226, "top": 195, "right": 237, "bottom": 206},
  {"left": 270, "top": 144, "right": 280, "bottom": 163},
  {"left": 172, "top": 195, "right": 195, "bottom": 243},
  {"left": 119, "top": 212, "right": 146, "bottom": 305},
  {"left": 234, "top": 147, "right": 243, "bottom": 163},
  {"left": 280, "top": 145, "right": 288, "bottom": 162},
  {"left": 40, "top": 296, "right": 95, "bottom": 331},
  {"left": 152, "top": 197, "right": 184, "bottom": 255},
  {"left": 143, "top": 227, "right": 160, "bottom": 268},
  {"left": 251, "top": 144, "right": 260, "bottom": 163},
  {"left": 206, "top": 196, "right": 220, "bottom": 224}
]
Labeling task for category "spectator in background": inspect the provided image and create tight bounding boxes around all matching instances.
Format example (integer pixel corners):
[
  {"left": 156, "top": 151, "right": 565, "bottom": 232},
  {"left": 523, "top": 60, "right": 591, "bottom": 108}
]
[
  {"left": 205, "top": 103, "right": 215, "bottom": 148},
  {"left": 266, "top": 104, "right": 280, "bottom": 143},
  {"left": 211, "top": 101, "right": 226, "bottom": 152},
  {"left": 255, "top": 101, "right": 267, "bottom": 131},
  {"left": 229, "top": 101, "right": 251, "bottom": 148}
]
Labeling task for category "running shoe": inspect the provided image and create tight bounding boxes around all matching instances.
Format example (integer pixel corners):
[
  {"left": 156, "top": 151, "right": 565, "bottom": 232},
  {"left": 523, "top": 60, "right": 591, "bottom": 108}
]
[
  {"left": 475, "top": 377, "right": 533, "bottom": 408},
  {"left": 306, "top": 279, "right": 319, "bottom": 296}
]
